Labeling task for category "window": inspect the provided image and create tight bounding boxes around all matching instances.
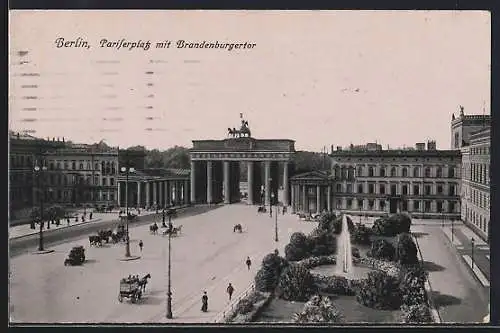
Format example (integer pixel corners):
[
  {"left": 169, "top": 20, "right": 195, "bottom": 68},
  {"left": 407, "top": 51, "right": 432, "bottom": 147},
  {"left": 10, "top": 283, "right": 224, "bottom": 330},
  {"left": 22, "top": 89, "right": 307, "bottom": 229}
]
[
  {"left": 368, "top": 167, "right": 374, "bottom": 177},
  {"left": 336, "top": 199, "right": 342, "bottom": 209},
  {"left": 437, "top": 184, "right": 443, "bottom": 194},
  {"left": 414, "top": 185, "right": 420, "bottom": 195},
  {"left": 87, "top": 162, "right": 91, "bottom": 170},
  {"left": 110, "top": 193, "right": 115, "bottom": 201},
  {"left": 448, "top": 166, "right": 455, "bottom": 178},
  {"left": 56, "top": 162, "right": 61, "bottom": 170},
  {"left": 336, "top": 184, "right": 342, "bottom": 192},
  {"left": 380, "top": 167, "right": 386, "bottom": 177},
  {"left": 391, "top": 185, "right": 397, "bottom": 195},
  {"left": 347, "top": 199, "right": 352, "bottom": 209},
  {"left": 425, "top": 185, "right": 431, "bottom": 195},
  {"left": 449, "top": 201, "right": 455, "bottom": 213},
  {"left": 64, "top": 161, "right": 68, "bottom": 169},
  {"left": 50, "top": 162, "right": 54, "bottom": 170},
  {"left": 346, "top": 183, "right": 352, "bottom": 193},
  {"left": 402, "top": 200, "right": 408, "bottom": 211},
  {"left": 436, "top": 167, "right": 442, "bottom": 178},
  {"left": 368, "top": 184, "right": 374, "bottom": 194},
  {"left": 79, "top": 163, "right": 84, "bottom": 170},
  {"left": 358, "top": 184, "right": 364, "bottom": 193},
  {"left": 357, "top": 199, "right": 363, "bottom": 209},
  {"left": 436, "top": 201, "right": 443, "bottom": 213},
  {"left": 110, "top": 178, "right": 115, "bottom": 186},
  {"left": 103, "top": 178, "right": 107, "bottom": 186},
  {"left": 402, "top": 167, "right": 408, "bottom": 177},
  {"left": 94, "top": 176, "right": 99, "bottom": 185},
  {"left": 368, "top": 200, "right": 374, "bottom": 210},
  {"left": 454, "top": 132, "right": 459, "bottom": 148},
  {"left": 380, "top": 184, "right": 385, "bottom": 194},
  {"left": 424, "top": 201, "right": 431, "bottom": 212},
  {"left": 425, "top": 167, "right": 431, "bottom": 178},
  {"left": 357, "top": 166, "right": 363, "bottom": 177},
  {"left": 95, "top": 162, "right": 99, "bottom": 170},
  {"left": 449, "top": 184, "right": 455, "bottom": 196},
  {"left": 414, "top": 200, "right": 420, "bottom": 210},
  {"left": 413, "top": 167, "right": 420, "bottom": 178},
  {"left": 380, "top": 200, "right": 386, "bottom": 210},
  {"left": 390, "top": 167, "right": 397, "bottom": 177},
  {"left": 402, "top": 185, "right": 408, "bottom": 195},
  {"left": 72, "top": 161, "right": 76, "bottom": 170},
  {"left": 347, "top": 168, "right": 354, "bottom": 180}
]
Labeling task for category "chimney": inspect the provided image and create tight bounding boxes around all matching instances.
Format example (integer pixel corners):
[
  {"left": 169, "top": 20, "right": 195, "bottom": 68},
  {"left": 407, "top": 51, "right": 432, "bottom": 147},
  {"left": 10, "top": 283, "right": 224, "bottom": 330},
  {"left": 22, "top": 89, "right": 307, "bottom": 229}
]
[
  {"left": 427, "top": 140, "right": 436, "bottom": 151},
  {"left": 62, "top": 137, "right": 65, "bottom": 143},
  {"left": 331, "top": 145, "right": 334, "bottom": 154},
  {"left": 336, "top": 146, "right": 342, "bottom": 151},
  {"left": 416, "top": 143, "right": 425, "bottom": 151}
]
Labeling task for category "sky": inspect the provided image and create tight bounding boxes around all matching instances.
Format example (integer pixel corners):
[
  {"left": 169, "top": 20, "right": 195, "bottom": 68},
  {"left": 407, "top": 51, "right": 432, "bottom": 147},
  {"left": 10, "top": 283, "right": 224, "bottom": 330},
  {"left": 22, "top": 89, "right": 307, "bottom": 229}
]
[{"left": 9, "top": 10, "right": 490, "bottom": 151}]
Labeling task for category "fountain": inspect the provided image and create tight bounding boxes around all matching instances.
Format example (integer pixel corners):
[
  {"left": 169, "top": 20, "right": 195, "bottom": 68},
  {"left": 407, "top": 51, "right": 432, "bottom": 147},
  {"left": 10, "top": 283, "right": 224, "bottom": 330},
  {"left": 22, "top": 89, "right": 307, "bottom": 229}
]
[{"left": 337, "top": 214, "right": 353, "bottom": 274}]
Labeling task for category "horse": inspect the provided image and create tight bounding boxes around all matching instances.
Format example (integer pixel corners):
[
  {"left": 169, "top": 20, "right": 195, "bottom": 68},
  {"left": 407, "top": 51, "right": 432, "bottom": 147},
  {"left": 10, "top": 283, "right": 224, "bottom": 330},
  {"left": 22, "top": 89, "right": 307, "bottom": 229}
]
[
  {"left": 257, "top": 206, "right": 267, "bottom": 213},
  {"left": 173, "top": 225, "right": 182, "bottom": 235},
  {"left": 89, "top": 235, "right": 102, "bottom": 247},
  {"left": 233, "top": 224, "right": 243, "bottom": 233},
  {"left": 138, "top": 273, "right": 151, "bottom": 292},
  {"left": 150, "top": 223, "right": 159, "bottom": 235}
]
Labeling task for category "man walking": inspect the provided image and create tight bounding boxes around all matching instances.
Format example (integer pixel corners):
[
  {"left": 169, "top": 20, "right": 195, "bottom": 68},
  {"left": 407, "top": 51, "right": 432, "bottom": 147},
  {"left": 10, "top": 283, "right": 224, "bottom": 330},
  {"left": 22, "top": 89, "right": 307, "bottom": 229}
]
[
  {"left": 226, "top": 283, "right": 234, "bottom": 301},
  {"left": 245, "top": 257, "right": 252, "bottom": 270},
  {"left": 201, "top": 291, "right": 208, "bottom": 312},
  {"left": 139, "top": 240, "right": 144, "bottom": 252}
]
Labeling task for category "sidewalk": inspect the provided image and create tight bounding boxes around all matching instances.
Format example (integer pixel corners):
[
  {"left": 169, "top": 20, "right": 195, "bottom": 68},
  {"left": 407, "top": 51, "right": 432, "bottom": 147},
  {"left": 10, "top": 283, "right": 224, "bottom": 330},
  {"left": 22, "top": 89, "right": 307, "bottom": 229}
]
[{"left": 9, "top": 206, "right": 189, "bottom": 239}]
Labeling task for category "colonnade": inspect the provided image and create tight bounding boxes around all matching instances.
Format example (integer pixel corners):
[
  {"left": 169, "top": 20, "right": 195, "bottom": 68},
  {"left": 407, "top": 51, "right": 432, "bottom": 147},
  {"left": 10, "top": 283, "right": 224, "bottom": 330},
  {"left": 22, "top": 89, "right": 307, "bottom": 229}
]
[
  {"left": 117, "top": 179, "right": 189, "bottom": 208},
  {"left": 190, "top": 160, "right": 290, "bottom": 206}
]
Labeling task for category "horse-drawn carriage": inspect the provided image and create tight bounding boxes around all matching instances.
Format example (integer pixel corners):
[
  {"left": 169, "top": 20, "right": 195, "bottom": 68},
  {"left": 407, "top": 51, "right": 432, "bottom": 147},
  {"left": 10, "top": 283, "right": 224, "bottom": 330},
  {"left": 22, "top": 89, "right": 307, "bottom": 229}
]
[
  {"left": 118, "top": 274, "right": 151, "bottom": 304},
  {"left": 233, "top": 223, "right": 243, "bottom": 233},
  {"left": 257, "top": 206, "right": 267, "bottom": 213},
  {"left": 64, "top": 246, "right": 85, "bottom": 266},
  {"left": 162, "top": 224, "right": 182, "bottom": 237},
  {"left": 120, "top": 213, "right": 138, "bottom": 223}
]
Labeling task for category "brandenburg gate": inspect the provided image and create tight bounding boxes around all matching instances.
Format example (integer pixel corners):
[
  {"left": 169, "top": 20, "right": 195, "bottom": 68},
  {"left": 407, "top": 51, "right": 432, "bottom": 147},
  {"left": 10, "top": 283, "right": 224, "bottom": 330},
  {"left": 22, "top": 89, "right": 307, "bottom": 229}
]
[{"left": 189, "top": 117, "right": 295, "bottom": 206}]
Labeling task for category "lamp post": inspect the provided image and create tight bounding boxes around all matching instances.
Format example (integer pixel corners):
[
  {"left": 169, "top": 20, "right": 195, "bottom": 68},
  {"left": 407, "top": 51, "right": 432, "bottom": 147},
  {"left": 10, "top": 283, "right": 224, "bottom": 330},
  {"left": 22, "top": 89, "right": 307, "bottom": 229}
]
[
  {"left": 271, "top": 193, "right": 278, "bottom": 242},
  {"left": 34, "top": 165, "right": 47, "bottom": 251},
  {"left": 269, "top": 178, "right": 273, "bottom": 218},
  {"left": 120, "top": 166, "right": 135, "bottom": 257},
  {"left": 471, "top": 237, "right": 475, "bottom": 270},
  {"left": 166, "top": 210, "right": 173, "bottom": 319},
  {"left": 451, "top": 219, "right": 454, "bottom": 243}
]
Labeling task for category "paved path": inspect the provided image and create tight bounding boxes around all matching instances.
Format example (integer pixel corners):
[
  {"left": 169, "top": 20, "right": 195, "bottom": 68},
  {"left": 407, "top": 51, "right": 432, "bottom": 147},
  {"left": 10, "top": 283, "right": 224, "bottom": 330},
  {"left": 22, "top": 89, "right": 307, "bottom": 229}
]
[
  {"left": 9, "top": 204, "right": 316, "bottom": 323},
  {"left": 412, "top": 224, "right": 489, "bottom": 323}
]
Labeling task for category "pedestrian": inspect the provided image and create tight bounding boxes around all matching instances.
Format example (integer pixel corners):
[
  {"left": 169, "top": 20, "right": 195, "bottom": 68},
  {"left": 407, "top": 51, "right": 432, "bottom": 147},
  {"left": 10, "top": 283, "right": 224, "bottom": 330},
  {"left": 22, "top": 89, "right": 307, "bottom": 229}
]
[
  {"left": 245, "top": 257, "right": 252, "bottom": 270},
  {"left": 89, "top": 212, "right": 93, "bottom": 220},
  {"left": 201, "top": 291, "right": 208, "bottom": 312},
  {"left": 139, "top": 240, "right": 144, "bottom": 252},
  {"left": 226, "top": 283, "right": 234, "bottom": 301},
  {"left": 67, "top": 217, "right": 70, "bottom": 226},
  {"left": 75, "top": 216, "right": 78, "bottom": 223}
]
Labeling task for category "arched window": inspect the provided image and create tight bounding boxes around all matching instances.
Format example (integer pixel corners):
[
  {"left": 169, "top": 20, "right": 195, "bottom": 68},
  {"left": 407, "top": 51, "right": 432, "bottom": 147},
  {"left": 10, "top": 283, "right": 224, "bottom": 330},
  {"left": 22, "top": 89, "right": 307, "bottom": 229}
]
[
  {"left": 87, "top": 162, "right": 91, "bottom": 170},
  {"left": 402, "top": 167, "right": 408, "bottom": 177},
  {"left": 101, "top": 161, "right": 106, "bottom": 173},
  {"left": 436, "top": 167, "right": 442, "bottom": 178},
  {"left": 390, "top": 167, "right": 397, "bottom": 177},
  {"left": 424, "top": 167, "right": 431, "bottom": 178},
  {"left": 334, "top": 165, "right": 340, "bottom": 179},
  {"left": 79, "top": 162, "right": 84, "bottom": 170},
  {"left": 106, "top": 162, "right": 111, "bottom": 175},
  {"left": 380, "top": 167, "right": 386, "bottom": 177},
  {"left": 72, "top": 161, "right": 76, "bottom": 170},
  {"left": 413, "top": 167, "right": 420, "bottom": 178},
  {"left": 347, "top": 167, "right": 354, "bottom": 180},
  {"left": 368, "top": 167, "right": 374, "bottom": 177}
]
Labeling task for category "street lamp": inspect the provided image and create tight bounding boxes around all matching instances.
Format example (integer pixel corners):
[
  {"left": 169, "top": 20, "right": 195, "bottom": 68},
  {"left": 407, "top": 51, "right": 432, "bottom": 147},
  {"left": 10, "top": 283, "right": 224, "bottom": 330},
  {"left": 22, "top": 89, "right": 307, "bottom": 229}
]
[
  {"left": 271, "top": 193, "right": 278, "bottom": 242},
  {"left": 120, "top": 166, "right": 135, "bottom": 257},
  {"left": 34, "top": 165, "right": 47, "bottom": 251},
  {"left": 269, "top": 179, "right": 273, "bottom": 218},
  {"left": 471, "top": 237, "right": 475, "bottom": 270},
  {"left": 451, "top": 219, "right": 454, "bottom": 243},
  {"left": 166, "top": 210, "right": 173, "bottom": 319}
]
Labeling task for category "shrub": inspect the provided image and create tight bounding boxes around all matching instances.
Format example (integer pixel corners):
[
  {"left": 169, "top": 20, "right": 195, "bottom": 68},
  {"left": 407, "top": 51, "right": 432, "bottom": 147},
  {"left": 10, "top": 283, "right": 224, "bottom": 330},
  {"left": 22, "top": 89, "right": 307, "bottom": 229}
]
[
  {"left": 285, "top": 232, "right": 311, "bottom": 261},
  {"left": 351, "top": 223, "right": 373, "bottom": 245},
  {"left": 307, "top": 230, "right": 337, "bottom": 257},
  {"left": 318, "top": 212, "right": 337, "bottom": 232},
  {"left": 313, "top": 275, "right": 355, "bottom": 296},
  {"left": 399, "top": 265, "right": 428, "bottom": 307},
  {"left": 235, "top": 298, "right": 254, "bottom": 314},
  {"left": 332, "top": 215, "right": 355, "bottom": 235},
  {"left": 400, "top": 304, "right": 433, "bottom": 323},
  {"left": 255, "top": 252, "right": 289, "bottom": 292},
  {"left": 356, "top": 270, "right": 402, "bottom": 310},
  {"left": 297, "top": 255, "right": 336, "bottom": 269},
  {"left": 372, "top": 214, "right": 412, "bottom": 237},
  {"left": 276, "top": 264, "right": 318, "bottom": 301},
  {"left": 293, "top": 295, "right": 343, "bottom": 323},
  {"left": 352, "top": 247, "right": 361, "bottom": 258},
  {"left": 359, "top": 257, "right": 401, "bottom": 277},
  {"left": 368, "top": 239, "right": 396, "bottom": 261},
  {"left": 396, "top": 233, "right": 419, "bottom": 266}
]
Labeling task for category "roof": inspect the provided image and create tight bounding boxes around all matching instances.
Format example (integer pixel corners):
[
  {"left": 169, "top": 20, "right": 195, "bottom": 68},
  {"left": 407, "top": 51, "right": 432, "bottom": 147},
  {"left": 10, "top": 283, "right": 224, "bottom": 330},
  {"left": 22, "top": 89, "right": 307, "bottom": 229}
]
[
  {"left": 290, "top": 170, "right": 333, "bottom": 181},
  {"left": 330, "top": 149, "right": 461, "bottom": 158},
  {"left": 117, "top": 168, "right": 190, "bottom": 181}
]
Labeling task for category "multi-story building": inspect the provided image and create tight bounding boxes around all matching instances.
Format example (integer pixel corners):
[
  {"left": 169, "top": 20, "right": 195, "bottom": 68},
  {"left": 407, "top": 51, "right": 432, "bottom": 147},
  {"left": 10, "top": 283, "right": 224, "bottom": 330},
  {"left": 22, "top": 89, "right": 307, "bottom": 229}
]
[
  {"left": 452, "top": 108, "right": 491, "bottom": 241},
  {"left": 290, "top": 141, "right": 462, "bottom": 220}
]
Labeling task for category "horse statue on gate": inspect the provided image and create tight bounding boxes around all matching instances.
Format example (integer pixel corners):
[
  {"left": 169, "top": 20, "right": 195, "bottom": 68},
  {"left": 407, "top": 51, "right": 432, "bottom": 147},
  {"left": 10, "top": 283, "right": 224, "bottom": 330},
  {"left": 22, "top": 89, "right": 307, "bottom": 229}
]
[{"left": 227, "top": 114, "right": 252, "bottom": 138}]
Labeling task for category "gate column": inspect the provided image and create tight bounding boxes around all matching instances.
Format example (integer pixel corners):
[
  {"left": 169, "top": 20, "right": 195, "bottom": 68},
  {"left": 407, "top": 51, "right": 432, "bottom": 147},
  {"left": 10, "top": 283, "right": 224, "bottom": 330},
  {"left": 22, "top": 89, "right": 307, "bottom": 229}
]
[{"left": 247, "top": 161, "right": 254, "bottom": 205}]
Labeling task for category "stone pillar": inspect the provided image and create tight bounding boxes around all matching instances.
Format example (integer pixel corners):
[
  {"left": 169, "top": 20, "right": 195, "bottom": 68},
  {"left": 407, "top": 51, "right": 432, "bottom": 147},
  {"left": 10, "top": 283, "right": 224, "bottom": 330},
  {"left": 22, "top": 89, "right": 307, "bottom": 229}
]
[
  {"left": 137, "top": 181, "right": 141, "bottom": 207},
  {"left": 145, "top": 182, "right": 150, "bottom": 208},
  {"left": 316, "top": 185, "right": 321, "bottom": 214},
  {"left": 223, "top": 161, "right": 230, "bottom": 204},
  {"left": 117, "top": 182, "right": 121, "bottom": 207},
  {"left": 207, "top": 161, "right": 213, "bottom": 204},
  {"left": 283, "top": 162, "right": 289, "bottom": 206},
  {"left": 327, "top": 185, "right": 331, "bottom": 211},
  {"left": 247, "top": 161, "right": 254, "bottom": 205},
  {"left": 190, "top": 161, "right": 196, "bottom": 204},
  {"left": 152, "top": 181, "right": 157, "bottom": 206},
  {"left": 291, "top": 184, "right": 295, "bottom": 213},
  {"left": 264, "top": 161, "right": 271, "bottom": 206},
  {"left": 158, "top": 181, "right": 163, "bottom": 208},
  {"left": 302, "top": 185, "right": 307, "bottom": 212},
  {"left": 164, "top": 181, "right": 169, "bottom": 207}
]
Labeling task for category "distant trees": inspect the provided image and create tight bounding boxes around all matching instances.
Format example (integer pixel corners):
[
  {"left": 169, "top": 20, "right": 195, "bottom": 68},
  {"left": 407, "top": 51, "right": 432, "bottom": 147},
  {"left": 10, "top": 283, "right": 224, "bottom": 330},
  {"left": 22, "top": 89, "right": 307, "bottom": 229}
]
[
  {"left": 122, "top": 145, "right": 191, "bottom": 170},
  {"left": 293, "top": 151, "right": 329, "bottom": 174}
]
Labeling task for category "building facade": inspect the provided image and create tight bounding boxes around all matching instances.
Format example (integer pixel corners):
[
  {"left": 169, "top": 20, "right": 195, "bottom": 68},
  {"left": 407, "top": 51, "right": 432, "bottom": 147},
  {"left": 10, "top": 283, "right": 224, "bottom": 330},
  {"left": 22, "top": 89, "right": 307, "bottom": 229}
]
[
  {"left": 452, "top": 109, "right": 491, "bottom": 241},
  {"left": 291, "top": 141, "right": 462, "bottom": 220}
]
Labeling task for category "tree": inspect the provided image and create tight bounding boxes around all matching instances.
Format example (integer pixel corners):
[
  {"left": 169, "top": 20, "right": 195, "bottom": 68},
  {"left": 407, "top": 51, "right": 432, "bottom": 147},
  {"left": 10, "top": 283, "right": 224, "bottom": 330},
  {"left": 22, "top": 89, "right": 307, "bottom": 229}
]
[
  {"left": 255, "top": 252, "right": 289, "bottom": 292},
  {"left": 356, "top": 271, "right": 402, "bottom": 310},
  {"left": 351, "top": 223, "right": 372, "bottom": 245},
  {"left": 372, "top": 213, "right": 412, "bottom": 237},
  {"left": 293, "top": 151, "right": 329, "bottom": 174},
  {"left": 285, "top": 232, "right": 311, "bottom": 261},
  {"left": 396, "top": 233, "right": 419, "bottom": 265},
  {"left": 368, "top": 239, "right": 396, "bottom": 261}
]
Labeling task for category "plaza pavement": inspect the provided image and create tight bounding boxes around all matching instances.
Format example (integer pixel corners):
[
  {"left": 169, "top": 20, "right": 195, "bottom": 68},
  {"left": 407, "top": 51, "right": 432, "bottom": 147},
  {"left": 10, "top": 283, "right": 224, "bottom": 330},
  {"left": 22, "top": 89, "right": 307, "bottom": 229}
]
[{"left": 9, "top": 204, "right": 317, "bottom": 323}]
